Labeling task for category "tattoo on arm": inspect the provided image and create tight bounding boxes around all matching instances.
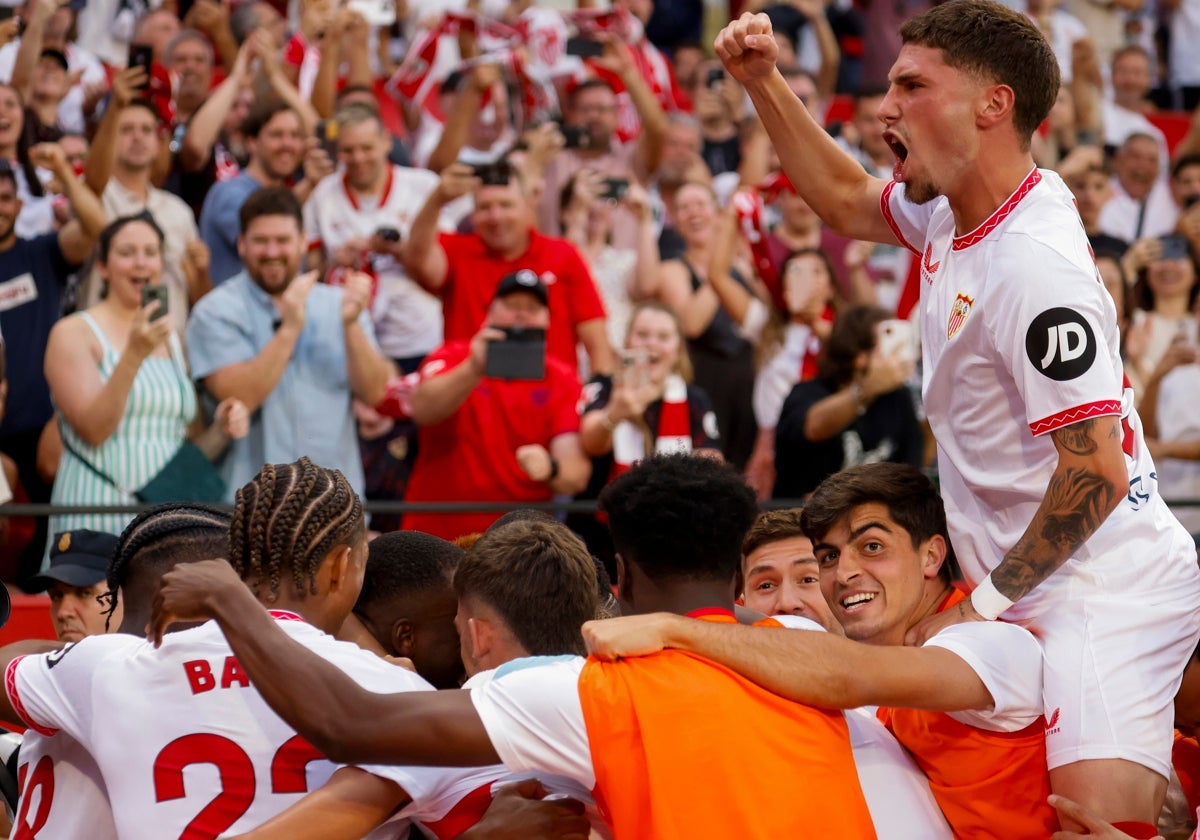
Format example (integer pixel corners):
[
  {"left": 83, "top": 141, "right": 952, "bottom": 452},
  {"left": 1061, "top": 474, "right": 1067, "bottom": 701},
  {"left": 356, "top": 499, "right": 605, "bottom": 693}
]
[
  {"left": 1052, "top": 418, "right": 1099, "bottom": 456},
  {"left": 990, "top": 419, "right": 1121, "bottom": 602}
]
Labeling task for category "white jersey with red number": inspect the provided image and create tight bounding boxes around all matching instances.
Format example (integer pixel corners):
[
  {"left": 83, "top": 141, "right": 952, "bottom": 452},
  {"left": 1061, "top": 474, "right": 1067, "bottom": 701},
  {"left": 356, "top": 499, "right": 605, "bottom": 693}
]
[
  {"left": 881, "top": 168, "right": 1200, "bottom": 622},
  {"left": 303, "top": 165, "right": 446, "bottom": 360},
  {"left": 11, "top": 731, "right": 117, "bottom": 840},
  {"left": 359, "top": 670, "right": 609, "bottom": 840},
  {"left": 4, "top": 611, "right": 433, "bottom": 840}
]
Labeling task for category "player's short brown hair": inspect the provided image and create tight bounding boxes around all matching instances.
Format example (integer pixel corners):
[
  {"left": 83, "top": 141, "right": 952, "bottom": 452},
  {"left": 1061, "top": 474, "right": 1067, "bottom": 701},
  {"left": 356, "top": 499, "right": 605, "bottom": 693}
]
[
  {"left": 742, "top": 509, "right": 808, "bottom": 561},
  {"left": 801, "top": 463, "right": 960, "bottom": 584},
  {"left": 900, "top": 0, "right": 1059, "bottom": 147},
  {"left": 454, "top": 520, "right": 599, "bottom": 656}
]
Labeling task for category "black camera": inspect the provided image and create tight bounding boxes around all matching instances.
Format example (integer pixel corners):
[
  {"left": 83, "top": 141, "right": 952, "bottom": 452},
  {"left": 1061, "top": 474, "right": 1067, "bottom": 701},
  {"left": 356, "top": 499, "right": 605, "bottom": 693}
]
[
  {"left": 375, "top": 227, "right": 402, "bottom": 243},
  {"left": 471, "top": 161, "right": 513, "bottom": 187},
  {"left": 559, "top": 123, "right": 592, "bottom": 151},
  {"left": 486, "top": 326, "right": 547, "bottom": 381},
  {"left": 706, "top": 67, "right": 725, "bottom": 90},
  {"left": 602, "top": 178, "right": 629, "bottom": 201}
]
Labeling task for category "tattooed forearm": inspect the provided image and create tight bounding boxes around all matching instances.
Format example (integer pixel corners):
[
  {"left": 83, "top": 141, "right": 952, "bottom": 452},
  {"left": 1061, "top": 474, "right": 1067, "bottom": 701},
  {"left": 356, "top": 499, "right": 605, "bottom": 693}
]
[
  {"left": 991, "top": 465, "right": 1119, "bottom": 601},
  {"left": 1051, "top": 419, "right": 1099, "bottom": 456}
]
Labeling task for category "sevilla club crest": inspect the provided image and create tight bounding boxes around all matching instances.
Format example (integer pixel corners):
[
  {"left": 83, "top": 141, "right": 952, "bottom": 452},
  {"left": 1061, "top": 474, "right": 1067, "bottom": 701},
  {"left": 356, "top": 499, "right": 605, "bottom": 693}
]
[{"left": 947, "top": 292, "right": 974, "bottom": 340}]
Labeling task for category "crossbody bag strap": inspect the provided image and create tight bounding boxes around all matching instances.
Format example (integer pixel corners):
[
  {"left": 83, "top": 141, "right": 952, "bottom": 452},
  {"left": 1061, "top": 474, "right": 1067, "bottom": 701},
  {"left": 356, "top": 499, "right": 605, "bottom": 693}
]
[{"left": 57, "top": 421, "right": 135, "bottom": 498}]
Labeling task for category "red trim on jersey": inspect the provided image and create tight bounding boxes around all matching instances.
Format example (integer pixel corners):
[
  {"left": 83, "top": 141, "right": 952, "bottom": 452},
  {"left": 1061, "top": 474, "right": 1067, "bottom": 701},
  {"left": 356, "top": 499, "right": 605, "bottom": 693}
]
[
  {"left": 5, "top": 657, "right": 60, "bottom": 738},
  {"left": 880, "top": 180, "right": 922, "bottom": 256},
  {"left": 1028, "top": 400, "right": 1122, "bottom": 436},
  {"left": 342, "top": 165, "right": 396, "bottom": 212},
  {"left": 269, "top": 610, "right": 306, "bottom": 623},
  {"left": 952, "top": 169, "right": 1042, "bottom": 251},
  {"left": 686, "top": 607, "right": 737, "bottom": 620},
  {"left": 422, "top": 781, "right": 495, "bottom": 839}
]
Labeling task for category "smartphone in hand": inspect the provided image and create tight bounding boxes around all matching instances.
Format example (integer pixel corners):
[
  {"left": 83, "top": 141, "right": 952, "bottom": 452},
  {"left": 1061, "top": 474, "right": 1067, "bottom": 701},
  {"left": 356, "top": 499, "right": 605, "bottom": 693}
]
[
  {"left": 128, "top": 44, "right": 154, "bottom": 91},
  {"left": 485, "top": 326, "right": 547, "bottom": 381},
  {"left": 141, "top": 284, "right": 169, "bottom": 322}
]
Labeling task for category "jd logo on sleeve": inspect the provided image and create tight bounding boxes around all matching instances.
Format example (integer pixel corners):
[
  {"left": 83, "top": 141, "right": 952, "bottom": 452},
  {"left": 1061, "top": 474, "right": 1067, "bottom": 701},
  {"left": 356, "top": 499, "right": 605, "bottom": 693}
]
[{"left": 1025, "top": 307, "right": 1096, "bottom": 381}]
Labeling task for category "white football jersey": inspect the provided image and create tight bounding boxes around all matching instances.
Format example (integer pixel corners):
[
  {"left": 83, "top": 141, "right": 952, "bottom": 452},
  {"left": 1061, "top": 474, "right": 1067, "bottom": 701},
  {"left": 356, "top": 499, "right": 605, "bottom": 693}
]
[
  {"left": 11, "top": 731, "right": 117, "bottom": 840},
  {"left": 303, "top": 165, "right": 446, "bottom": 359},
  {"left": 5, "top": 611, "right": 433, "bottom": 839},
  {"left": 881, "top": 168, "right": 1200, "bottom": 621},
  {"left": 361, "top": 669, "right": 609, "bottom": 840}
]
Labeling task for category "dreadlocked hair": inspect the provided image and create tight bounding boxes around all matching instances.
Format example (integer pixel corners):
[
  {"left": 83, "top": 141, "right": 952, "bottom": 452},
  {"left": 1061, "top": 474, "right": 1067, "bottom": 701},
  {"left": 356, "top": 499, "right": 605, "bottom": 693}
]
[
  {"left": 230, "top": 457, "right": 364, "bottom": 603},
  {"left": 107, "top": 503, "right": 232, "bottom": 626}
]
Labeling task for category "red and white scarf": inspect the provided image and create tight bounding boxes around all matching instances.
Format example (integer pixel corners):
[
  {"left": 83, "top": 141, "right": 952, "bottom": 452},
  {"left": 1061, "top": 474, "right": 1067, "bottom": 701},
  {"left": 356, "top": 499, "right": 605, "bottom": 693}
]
[{"left": 610, "top": 375, "right": 692, "bottom": 478}]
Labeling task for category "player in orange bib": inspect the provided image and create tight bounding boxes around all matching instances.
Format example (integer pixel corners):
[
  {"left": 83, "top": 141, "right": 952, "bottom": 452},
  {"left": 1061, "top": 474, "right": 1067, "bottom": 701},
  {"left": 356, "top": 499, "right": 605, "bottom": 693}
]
[
  {"left": 151, "top": 455, "right": 877, "bottom": 839},
  {"left": 585, "top": 463, "right": 1059, "bottom": 839}
]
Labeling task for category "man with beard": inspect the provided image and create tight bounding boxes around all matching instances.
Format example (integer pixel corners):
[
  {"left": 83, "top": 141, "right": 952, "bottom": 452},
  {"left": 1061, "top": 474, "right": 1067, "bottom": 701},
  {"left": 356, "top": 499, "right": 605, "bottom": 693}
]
[
  {"left": 185, "top": 187, "right": 390, "bottom": 498},
  {"left": 713, "top": 3, "right": 1200, "bottom": 831},
  {"left": 199, "top": 101, "right": 306, "bottom": 285}
]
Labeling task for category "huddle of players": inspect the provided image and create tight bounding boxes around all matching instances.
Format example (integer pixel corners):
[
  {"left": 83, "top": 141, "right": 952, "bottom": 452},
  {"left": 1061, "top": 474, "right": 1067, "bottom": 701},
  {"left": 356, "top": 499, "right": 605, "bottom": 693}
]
[{"left": 0, "top": 451, "right": 1117, "bottom": 839}]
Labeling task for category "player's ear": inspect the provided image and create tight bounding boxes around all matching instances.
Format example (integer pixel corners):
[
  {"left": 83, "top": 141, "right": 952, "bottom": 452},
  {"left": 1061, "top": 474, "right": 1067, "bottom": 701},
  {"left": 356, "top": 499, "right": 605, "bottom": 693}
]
[
  {"left": 467, "top": 617, "right": 492, "bottom": 662},
  {"left": 614, "top": 553, "right": 632, "bottom": 604},
  {"left": 920, "top": 535, "right": 948, "bottom": 581},
  {"left": 324, "top": 544, "right": 354, "bottom": 593},
  {"left": 976, "top": 83, "right": 1015, "bottom": 131},
  {"left": 391, "top": 619, "right": 416, "bottom": 659}
]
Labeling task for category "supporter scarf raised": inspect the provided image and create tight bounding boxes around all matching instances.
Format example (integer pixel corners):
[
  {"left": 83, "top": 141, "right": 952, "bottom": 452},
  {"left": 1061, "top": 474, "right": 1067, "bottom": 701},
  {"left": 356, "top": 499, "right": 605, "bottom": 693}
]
[{"left": 610, "top": 374, "right": 692, "bottom": 479}]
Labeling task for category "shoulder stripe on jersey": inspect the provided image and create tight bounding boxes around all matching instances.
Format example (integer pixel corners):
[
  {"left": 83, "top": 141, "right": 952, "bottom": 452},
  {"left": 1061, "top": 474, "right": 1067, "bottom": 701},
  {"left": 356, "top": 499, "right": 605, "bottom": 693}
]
[
  {"left": 492, "top": 654, "right": 579, "bottom": 680},
  {"left": 268, "top": 610, "right": 306, "bottom": 623},
  {"left": 1029, "top": 399, "right": 1122, "bottom": 436},
  {"left": 5, "top": 657, "right": 60, "bottom": 738},
  {"left": 952, "top": 168, "right": 1042, "bottom": 251},
  {"left": 879, "top": 180, "right": 922, "bottom": 256}
]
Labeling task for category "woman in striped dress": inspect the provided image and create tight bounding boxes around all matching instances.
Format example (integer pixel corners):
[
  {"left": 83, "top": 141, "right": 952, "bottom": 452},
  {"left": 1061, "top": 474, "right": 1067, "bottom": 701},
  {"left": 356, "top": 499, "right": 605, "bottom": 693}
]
[{"left": 42, "top": 214, "right": 247, "bottom": 552}]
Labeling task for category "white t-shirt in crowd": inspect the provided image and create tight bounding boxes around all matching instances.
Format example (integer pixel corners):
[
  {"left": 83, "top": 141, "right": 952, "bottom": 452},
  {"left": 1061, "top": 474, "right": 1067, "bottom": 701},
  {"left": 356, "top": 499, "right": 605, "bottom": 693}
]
[{"left": 304, "top": 165, "right": 447, "bottom": 360}]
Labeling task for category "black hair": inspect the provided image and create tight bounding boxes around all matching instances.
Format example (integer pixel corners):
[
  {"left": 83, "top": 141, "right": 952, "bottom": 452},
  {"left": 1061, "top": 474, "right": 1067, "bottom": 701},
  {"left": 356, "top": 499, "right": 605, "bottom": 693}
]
[
  {"left": 239, "top": 186, "right": 303, "bottom": 235},
  {"left": 1173, "top": 153, "right": 1200, "bottom": 182},
  {"left": 599, "top": 454, "right": 758, "bottom": 584},
  {"left": 0, "top": 163, "right": 15, "bottom": 194},
  {"left": 241, "top": 99, "right": 299, "bottom": 140},
  {"left": 816, "top": 304, "right": 892, "bottom": 389},
  {"left": 97, "top": 211, "right": 165, "bottom": 263},
  {"left": 0, "top": 83, "right": 45, "bottom": 199},
  {"left": 355, "top": 531, "right": 464, "bottom": 614},
  {"left": 801, "top": 462, "right": 961, "bottom": 585},
  {"left": 106, "top": 503, "right": 232, "bottom": 628},
  {"left": 230, "top": 457, "right": 364, "bottom": 603},
  {"left": 568, "top": 78, "right": 617, "bottom": 106}
]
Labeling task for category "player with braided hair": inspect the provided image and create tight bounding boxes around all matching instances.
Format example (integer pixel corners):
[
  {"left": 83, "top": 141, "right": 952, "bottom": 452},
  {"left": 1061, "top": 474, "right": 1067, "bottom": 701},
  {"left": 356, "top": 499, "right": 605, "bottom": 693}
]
[
  {"left": 229, "top": 457, "right": 363, "bottom": 605},
  {"left": 0, "top": 460, "right": 433, "bottom": 839},
  {"left": 105, "top": 503, "right": 232, "bottom": 632}
]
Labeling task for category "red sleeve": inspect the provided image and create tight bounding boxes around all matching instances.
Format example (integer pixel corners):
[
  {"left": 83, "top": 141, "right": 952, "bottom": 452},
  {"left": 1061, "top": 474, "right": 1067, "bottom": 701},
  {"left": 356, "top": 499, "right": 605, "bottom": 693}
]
[
  {"left": 560, "top": 241, "right": 607, "bottom": 326},
  {"left": 550, "top": 364, "right": 583, "bottom": 438},
  {"left": 417, "top": 342, "right": 470, "bottom": 382},
  {"left": 438, "top": 232, "right": 468, "bottom": 296}
]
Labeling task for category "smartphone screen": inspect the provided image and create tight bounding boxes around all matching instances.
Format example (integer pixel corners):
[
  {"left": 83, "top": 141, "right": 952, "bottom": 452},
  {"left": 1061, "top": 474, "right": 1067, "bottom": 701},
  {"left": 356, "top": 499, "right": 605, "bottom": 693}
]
[
  {"left": 128, "top": 44, "right": 153, "bottom": 90},
  {"left": 565, "top": 37, "right": 605, "bottom": 59},
  {"left": 485, "top": 328, "right": 546, "bottom": 381},
  {"left": 141, "top": 284, "right": 169, "bottom": 322}
]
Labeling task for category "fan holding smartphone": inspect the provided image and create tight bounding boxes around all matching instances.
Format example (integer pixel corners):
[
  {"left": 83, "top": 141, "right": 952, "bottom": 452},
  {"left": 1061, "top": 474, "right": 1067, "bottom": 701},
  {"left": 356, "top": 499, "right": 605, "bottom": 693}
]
[
  {"left": 402, "top": 270, "right": 591, "bottom": 540},
  {"left": 42, "top": 215, "right": 249, "bottom": 545}
]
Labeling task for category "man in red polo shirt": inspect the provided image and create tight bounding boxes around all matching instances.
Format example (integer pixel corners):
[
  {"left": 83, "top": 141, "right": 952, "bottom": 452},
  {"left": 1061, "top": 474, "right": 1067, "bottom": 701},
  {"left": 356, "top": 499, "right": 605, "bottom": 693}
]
[
  {"left": 403, "top": 270, "right": 592, "bottom": 539},
  {"left": 401, "top": 161, "right": 613, "bottom": 377}
]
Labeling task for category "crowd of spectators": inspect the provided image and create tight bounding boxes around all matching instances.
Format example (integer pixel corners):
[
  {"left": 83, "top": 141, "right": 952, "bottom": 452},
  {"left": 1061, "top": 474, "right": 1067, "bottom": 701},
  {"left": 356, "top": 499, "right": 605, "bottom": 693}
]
[{"left": 0, "top": 0, "right": 1199, "bottom": 589}]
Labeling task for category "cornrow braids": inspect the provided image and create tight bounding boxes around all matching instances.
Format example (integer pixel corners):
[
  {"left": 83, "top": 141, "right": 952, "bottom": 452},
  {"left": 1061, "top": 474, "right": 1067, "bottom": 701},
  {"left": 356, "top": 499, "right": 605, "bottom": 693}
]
[
  {"left": 230, "top": 458, "right": 364, "bottom": 603},
  {"left": 107, "top": 503, "right": 232, "bottom": 626}
]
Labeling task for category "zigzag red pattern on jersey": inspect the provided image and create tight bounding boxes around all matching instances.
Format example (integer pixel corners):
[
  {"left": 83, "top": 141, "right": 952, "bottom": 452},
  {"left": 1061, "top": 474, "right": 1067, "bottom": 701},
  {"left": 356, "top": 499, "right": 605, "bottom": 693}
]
[
  {"left": 1028, "top": 400, "right": 1122, "bottom": 436},
  {"left": 6, "top": 656, "right": 59, "bottom": 738},
  {"left": 880, "top": 181, "right": 922, "bottom": 256},
  {"left": 953, "top": 169, "right": 1043, "bottom": 251}
]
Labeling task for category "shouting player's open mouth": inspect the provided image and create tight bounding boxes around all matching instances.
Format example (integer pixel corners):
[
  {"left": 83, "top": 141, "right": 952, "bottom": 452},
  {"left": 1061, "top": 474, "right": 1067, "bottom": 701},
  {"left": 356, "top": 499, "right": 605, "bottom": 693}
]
[{"left": 884, "top": 130, "right": 909, "bottom": 182}]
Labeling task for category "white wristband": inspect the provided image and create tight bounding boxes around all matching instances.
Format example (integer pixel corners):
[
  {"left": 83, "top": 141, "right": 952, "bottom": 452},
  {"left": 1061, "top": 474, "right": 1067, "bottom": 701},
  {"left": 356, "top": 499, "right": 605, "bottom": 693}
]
[{"left": 970, "top": 575, "right": 1014, "bottom": 621}]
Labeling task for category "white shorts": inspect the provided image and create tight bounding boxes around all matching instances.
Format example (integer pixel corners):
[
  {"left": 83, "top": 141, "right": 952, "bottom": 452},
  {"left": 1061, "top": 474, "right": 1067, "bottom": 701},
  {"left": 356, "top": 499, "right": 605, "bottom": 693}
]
[{"left": 1031, "top": 523, "right": 1200, "bottom": 778}]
